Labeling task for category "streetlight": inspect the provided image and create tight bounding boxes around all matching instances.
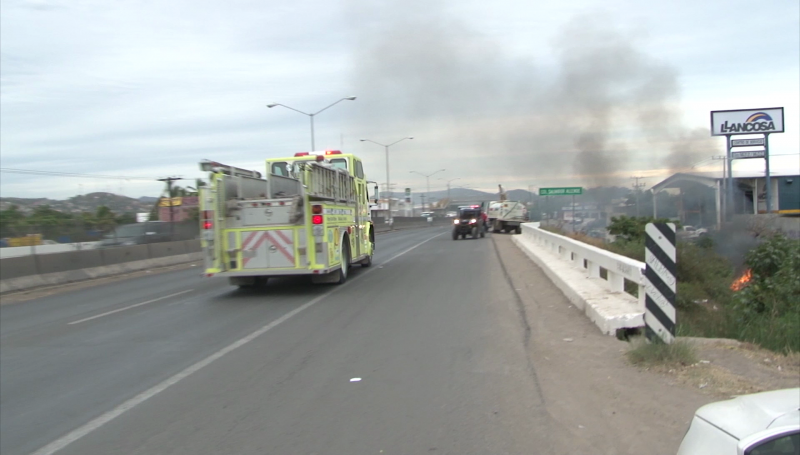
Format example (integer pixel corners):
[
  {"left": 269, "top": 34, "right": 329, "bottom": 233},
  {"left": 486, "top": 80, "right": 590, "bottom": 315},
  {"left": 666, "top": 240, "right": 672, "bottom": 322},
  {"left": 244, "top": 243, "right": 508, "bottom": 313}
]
[
  {"left": 439, "top": 177, "right": 460, "bottom": 205},
  {"left": 410, "top": 169, "right": 446, "bottom": 211},
  {"left": 267, "top": 96, "right": 356, "bottom": 151},
  {"left": 360, "top": 137, "right": 414, "bottom": 225}
]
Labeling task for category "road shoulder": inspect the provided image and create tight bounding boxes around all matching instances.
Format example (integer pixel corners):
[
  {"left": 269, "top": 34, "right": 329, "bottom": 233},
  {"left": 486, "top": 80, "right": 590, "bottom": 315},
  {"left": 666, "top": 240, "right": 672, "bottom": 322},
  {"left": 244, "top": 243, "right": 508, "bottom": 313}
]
[{"left": 493, "top": 234, "right": 712, "bottom": 455}]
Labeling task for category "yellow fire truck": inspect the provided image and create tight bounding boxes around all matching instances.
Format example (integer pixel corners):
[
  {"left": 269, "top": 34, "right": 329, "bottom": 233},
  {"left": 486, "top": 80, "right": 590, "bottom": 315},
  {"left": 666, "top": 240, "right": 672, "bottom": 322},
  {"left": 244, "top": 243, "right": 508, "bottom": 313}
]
[{"left": 198, "top": 150, "right": 377, "bottom": 287}]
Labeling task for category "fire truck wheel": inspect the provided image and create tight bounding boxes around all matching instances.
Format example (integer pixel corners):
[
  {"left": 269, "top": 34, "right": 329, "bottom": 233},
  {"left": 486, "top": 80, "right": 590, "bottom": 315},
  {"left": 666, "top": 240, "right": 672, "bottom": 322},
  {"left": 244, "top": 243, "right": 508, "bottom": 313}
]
[
  {"left": 360, "top": 252, "right": 372, "bottom": 267},
  {"left": 515, "top": 226, "right": 522, "bottom": 234},
  {"left": 336, "top": 239, "right": 350, "bottom": 284}
]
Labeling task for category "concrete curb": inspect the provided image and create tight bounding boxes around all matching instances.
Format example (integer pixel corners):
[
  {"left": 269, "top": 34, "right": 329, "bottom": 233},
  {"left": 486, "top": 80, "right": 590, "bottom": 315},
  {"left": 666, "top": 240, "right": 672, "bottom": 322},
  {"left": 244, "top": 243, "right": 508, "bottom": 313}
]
[
  {"left": 0, "top": 253, "right": 202, "bottom": 295},
  {"left": 511, "top": 234, "right": 644, "bottom": 335}
]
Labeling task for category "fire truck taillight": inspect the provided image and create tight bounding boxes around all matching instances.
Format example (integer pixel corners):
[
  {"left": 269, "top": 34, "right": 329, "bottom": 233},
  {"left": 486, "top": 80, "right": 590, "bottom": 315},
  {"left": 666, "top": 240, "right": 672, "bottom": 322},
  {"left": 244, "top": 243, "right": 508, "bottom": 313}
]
[
  {"left": 312, "top": 205, "right": 323, "bottom": 214},
  {"left": 312, "top": 215, "right": 324, "bottom": 225},
  {"left": 202, "top": 211, "right": 213, "bottom": 229}
]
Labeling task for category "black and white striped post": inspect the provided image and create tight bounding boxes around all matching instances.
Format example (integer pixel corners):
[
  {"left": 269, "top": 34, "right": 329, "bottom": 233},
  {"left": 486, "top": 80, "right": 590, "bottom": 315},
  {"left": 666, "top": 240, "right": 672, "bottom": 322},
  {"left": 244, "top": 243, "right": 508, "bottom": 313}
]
[{"left": 644, "top": 223, "right": 677, "bottom": 344}]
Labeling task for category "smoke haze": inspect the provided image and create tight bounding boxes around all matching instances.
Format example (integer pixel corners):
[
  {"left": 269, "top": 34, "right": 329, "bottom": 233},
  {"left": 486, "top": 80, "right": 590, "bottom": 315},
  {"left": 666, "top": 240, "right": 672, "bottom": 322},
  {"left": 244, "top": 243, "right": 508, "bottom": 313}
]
[{"left": 346, "top": 2, "right": 720, "bottom": 189}]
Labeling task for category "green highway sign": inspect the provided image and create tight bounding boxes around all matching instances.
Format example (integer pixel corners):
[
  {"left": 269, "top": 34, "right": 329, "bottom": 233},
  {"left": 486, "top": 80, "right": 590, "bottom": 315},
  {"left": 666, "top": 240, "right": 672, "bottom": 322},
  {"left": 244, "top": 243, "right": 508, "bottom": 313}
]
[{"left": 539, "top": 187, "right": 583, "bottom": 196}]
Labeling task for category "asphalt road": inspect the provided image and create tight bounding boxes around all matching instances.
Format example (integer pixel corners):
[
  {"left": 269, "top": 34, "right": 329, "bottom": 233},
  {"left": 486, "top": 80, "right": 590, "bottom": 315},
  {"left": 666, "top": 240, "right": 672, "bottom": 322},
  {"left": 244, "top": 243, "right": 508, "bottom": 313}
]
[{"left": 1, "top": 227, "right": 560, "bottom": 455}]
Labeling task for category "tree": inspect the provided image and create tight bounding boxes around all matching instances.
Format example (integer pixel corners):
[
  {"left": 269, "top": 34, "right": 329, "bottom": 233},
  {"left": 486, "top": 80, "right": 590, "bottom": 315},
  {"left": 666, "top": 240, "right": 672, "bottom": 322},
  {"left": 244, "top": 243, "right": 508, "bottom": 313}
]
[
  {"left": 0, "top": 205, "right": 28, "bottom": 237},
  {"left": 95, "top": 206, "right": 117, "bottom": 232},
  {"left": 607, "top": 215, "right": 675, "bottom": 242}
]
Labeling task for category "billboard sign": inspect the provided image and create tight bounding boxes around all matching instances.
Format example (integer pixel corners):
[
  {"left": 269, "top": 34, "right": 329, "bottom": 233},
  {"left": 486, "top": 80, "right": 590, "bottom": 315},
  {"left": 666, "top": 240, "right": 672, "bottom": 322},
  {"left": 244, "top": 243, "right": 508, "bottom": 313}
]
[
  {"left": 731, "top": 138, "right": 765, "bottom": 147},
  {"left": 731, "top": 150, "right": 766, "bottom": 160},
  {"left": 710, "top": 107, "right": 784, "bottom": 136}
]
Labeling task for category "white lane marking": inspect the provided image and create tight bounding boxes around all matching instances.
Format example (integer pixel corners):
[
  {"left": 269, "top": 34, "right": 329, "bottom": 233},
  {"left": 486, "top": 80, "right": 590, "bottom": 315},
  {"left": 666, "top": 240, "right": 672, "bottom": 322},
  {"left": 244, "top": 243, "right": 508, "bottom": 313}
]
[
  {"left": 350, "top": 378, "right": 362, "bottom": 382},
  {"left": 31, "top": 230, "right": 444, "bottom": 455},
  {"left": 67, "top": 290, "right": 194, "bottom": 325}
]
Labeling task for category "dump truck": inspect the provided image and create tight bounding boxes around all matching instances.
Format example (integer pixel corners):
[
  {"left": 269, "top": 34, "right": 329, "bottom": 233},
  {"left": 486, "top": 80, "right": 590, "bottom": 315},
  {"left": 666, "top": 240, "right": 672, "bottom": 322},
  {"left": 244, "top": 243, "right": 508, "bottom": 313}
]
[{"left": 491, "top": 185, "right": 526, "bottom": 234}]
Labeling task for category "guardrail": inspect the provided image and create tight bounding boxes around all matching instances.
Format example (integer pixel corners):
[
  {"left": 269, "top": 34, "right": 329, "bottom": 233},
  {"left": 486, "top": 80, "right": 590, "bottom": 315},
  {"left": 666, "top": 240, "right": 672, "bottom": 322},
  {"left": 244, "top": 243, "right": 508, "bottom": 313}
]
[{"left": 515, "top": 223, "right": 646, "bottom": 335}]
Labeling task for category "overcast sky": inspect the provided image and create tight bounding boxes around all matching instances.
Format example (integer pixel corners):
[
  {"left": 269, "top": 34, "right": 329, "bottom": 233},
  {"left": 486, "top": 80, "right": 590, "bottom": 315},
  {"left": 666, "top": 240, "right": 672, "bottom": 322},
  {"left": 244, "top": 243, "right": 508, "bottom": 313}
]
[{"left": 1, "top": 0, "right": 798, "bottom": 200}]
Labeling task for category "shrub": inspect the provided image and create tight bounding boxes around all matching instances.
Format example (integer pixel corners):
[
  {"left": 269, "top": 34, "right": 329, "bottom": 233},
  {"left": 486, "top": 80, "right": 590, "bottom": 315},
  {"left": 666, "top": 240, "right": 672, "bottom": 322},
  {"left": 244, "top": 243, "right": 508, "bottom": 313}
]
[
  {"left": 626, "top": 337, "right": 697, "bottom": 367},
  {"left": 730, "top": 234, "right": 800, "bottom": 353}
]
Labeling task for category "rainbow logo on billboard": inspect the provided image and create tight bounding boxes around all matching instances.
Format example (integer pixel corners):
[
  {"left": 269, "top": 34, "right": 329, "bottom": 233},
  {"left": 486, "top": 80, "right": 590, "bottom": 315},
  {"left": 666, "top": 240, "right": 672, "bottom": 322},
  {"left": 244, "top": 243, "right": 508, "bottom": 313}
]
[{"left": 745, "top": 112, "right": 773, "bottom": 123}]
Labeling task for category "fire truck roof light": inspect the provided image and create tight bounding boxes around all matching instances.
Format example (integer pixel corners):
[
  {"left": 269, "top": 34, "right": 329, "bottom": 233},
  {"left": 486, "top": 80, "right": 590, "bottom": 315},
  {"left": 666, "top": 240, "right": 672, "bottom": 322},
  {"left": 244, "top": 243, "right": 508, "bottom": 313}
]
[
  {"left": 294, "top": 152, "right": 310, "bottom": 157},
  {"left": 325, "top": 150, "right": 342, "bottom": 155}
]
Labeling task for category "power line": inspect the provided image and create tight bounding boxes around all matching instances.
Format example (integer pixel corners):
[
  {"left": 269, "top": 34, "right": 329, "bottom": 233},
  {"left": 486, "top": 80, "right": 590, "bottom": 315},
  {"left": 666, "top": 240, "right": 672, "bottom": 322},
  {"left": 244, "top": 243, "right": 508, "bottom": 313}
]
[{"left": 0, "top": 168, "right": 154, "bottom": 181}]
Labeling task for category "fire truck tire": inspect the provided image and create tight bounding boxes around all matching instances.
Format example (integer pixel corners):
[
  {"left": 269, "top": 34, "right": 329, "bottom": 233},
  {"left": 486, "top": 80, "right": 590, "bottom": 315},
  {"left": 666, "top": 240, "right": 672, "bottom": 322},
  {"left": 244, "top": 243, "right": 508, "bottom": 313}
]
[
  {"left": 360, "top": 252, "right": 373, "bottom": 267},
  {"left": 515, "top": 226, "right": 522, "bottom": 234},
  {"left": 335, "top": 239, "right": 350, "bottom": 284},
  {"left": 452, "top": 230, "right": 459, "bottom": 240},
  {"left": 471, "top": 227, "right": 478, "bottom": 238}
]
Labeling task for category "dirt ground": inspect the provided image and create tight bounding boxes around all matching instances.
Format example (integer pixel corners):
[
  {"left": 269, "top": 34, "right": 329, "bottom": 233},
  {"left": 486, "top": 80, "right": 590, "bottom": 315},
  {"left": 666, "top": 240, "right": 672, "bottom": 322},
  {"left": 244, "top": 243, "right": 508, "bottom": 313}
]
[{"left": 492, "top": 234, "right": 799, "bottom": 455}]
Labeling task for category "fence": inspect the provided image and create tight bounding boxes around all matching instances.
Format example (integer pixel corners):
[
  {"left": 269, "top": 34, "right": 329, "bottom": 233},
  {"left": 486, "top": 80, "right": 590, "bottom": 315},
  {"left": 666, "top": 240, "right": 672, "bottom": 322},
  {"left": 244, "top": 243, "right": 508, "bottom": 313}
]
[{"left": 0, "top": 220, "right": 199, "bottom": 249}]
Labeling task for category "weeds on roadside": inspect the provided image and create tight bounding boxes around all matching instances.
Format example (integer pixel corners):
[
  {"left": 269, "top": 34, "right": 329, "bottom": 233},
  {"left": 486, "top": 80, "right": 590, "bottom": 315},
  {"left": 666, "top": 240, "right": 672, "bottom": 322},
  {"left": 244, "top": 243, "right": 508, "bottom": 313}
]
[{"left": 626, "top": 337, "right": 697, "bottom": 367}]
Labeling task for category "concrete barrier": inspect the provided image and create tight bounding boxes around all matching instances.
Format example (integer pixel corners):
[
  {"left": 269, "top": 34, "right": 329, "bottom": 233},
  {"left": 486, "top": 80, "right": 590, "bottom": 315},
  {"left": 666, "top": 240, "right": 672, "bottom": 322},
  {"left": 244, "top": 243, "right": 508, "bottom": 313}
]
[
  {"left": 35, "top": 249, "right": 104, "bottom": 275},
  {"left": 373, "top": 217, "right": 441, "bottom": 233},
  {"left": 0, "top": 252, "right": 202, "bottom": 294},
  {"left": 100, "top": 245, "right": 150, "bottom": 266},
  {"left": 147, "top": 241, "right": 188, "bottom": 259},
  {"left": 0, "top": 255, "right": 39, "bottom": 280},
  {"left": 0, "top": 240, "right": 202, "bottom": 295},
  {"left": 513, "top": 222, "right": 645, "bottom": 335}
]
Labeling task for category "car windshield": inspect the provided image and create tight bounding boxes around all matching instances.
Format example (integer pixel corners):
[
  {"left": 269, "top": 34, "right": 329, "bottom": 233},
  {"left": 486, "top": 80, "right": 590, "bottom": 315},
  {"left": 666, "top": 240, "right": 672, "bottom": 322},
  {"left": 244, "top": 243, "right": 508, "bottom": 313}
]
[{"left": 459, "top": 209, "right": 480, "bottom": 218}]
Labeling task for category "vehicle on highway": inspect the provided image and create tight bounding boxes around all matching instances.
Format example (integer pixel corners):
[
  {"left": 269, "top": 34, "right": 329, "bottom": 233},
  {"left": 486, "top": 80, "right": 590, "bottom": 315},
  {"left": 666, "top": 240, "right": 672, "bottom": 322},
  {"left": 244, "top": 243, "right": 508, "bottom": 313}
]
[
  {"left": 677, "top": 388, "right": 799, "bottom": 455},
  {"left": 490, "top": 185, "right": 525, "bottom": 234},
  {"left": 199, "top": 151, "right": 377, "bottom": 287},
  {"left": 678, "top": 225, "right": 709, "bottom": 240},
  {"left": 452, "top": 206, "right": 485, "bottom": 240},
  {"left": 95, "top": 221, "right": 172, "bottom": 248},
  {"left": 445, "top": 211, "right": 457, "bottom": 217}
]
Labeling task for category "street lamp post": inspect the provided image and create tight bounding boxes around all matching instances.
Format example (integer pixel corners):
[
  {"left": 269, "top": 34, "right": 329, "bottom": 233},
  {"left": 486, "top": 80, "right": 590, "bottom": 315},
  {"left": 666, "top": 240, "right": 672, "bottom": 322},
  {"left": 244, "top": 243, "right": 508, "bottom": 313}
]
[
  {"left": 440, "top": 177, "right": 460, "bottom": 206},
  {"left": 410, "top": 169, "right": 446, "bottom": 211},
  {"left": 360, "top": 137, "right": 414, "bottom": 226},
  {"left": 267, "top": 96, "right": 356, "bottom": 150}
]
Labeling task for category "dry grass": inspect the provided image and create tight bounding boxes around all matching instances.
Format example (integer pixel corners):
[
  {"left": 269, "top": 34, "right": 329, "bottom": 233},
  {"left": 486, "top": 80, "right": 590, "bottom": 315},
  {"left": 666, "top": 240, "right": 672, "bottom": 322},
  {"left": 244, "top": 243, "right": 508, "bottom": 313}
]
[{"left": 626, "top": 337, "right": 697, "bottom": 367}]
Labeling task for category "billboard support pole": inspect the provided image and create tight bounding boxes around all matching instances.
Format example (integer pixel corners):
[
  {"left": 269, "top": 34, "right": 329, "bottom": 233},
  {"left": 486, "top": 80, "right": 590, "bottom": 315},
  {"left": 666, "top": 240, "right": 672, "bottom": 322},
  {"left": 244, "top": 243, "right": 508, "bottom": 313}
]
[
  {"left": 764, "top": 133, "right": 771, "bottom": 213},
  {"left": 726, "top": 134, "right": 733, "bottom": 221}
]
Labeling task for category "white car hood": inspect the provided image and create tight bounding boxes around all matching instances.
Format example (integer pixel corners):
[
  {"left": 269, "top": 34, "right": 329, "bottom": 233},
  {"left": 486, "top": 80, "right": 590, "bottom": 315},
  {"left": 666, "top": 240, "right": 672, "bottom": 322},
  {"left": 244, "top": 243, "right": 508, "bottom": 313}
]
[{"left": 695, "top": 388, "right": 800, "bottom": 439}]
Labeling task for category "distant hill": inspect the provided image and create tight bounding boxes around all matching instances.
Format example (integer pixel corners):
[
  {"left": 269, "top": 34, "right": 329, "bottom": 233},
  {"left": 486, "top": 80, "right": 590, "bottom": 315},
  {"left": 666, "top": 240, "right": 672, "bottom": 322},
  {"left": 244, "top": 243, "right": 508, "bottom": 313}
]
[{"left": 0, "top": 192, "right": 156, "bottom": 215}]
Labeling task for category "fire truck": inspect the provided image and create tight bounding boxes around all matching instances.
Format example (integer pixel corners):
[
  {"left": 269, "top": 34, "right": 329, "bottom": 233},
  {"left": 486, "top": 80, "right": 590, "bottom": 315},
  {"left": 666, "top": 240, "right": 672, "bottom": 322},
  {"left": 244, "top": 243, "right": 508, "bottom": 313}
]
[{"left": 198, "top": 150, "right": 377, "bottom": 287}]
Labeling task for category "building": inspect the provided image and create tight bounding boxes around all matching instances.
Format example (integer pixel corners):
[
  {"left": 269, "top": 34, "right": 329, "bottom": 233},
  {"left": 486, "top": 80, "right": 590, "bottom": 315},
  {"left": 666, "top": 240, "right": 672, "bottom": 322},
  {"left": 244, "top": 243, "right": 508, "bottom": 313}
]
[
  {"left": 650, "top": 170, "right": 799, "bottom": 230},
  {"left": 158, "top": 196, "right": 199, "bottom": 222}
]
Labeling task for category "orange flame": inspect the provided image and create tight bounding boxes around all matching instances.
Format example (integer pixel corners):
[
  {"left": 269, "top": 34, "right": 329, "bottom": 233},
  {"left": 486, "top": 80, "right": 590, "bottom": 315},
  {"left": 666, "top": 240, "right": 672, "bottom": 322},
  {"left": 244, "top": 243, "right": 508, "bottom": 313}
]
[{"left": 731, "top": 269, "right": 753, "bottom": 291}]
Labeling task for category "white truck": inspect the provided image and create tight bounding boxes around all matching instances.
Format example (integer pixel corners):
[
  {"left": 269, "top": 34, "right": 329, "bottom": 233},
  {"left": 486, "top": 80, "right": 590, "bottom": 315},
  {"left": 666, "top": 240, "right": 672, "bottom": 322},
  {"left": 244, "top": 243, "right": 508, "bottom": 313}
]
[{"left": 489, "top": 185, "right": 526, "bottom": 234}]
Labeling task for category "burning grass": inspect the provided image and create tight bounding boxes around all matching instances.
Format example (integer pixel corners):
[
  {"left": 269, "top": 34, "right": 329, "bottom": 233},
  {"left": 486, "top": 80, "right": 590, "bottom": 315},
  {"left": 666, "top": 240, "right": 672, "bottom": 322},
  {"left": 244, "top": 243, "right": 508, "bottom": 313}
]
[{"left": 730, "top": 269, "right": 752, "bottom": 291}]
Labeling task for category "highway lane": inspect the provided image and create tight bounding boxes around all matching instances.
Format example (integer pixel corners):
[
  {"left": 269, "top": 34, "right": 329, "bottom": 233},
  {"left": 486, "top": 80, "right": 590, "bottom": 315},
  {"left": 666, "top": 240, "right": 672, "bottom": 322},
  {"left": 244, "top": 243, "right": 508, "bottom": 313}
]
[{"left": 2, "top": 226, "right": 562, "bottom": 454}]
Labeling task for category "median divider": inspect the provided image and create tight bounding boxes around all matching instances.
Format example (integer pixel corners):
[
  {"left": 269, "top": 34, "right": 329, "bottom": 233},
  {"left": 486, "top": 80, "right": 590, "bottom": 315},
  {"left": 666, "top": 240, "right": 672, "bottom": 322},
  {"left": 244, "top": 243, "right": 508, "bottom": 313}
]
[
  {"left": 0, "top": 240, "right": 202, "bottom": 295},
  {"left": 512, "top": 222, "right": 645, "bottom": 335}
]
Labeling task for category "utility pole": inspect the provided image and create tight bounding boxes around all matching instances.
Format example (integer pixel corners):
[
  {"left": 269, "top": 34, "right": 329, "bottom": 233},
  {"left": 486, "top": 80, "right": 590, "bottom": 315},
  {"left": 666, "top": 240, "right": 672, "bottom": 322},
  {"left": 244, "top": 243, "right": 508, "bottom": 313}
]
[
  {"left": 158, "top": 177, "right": 183, "bottom": 237},
  {"left": 631, "top": 176, "right": 646, "bottom": 217}
]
